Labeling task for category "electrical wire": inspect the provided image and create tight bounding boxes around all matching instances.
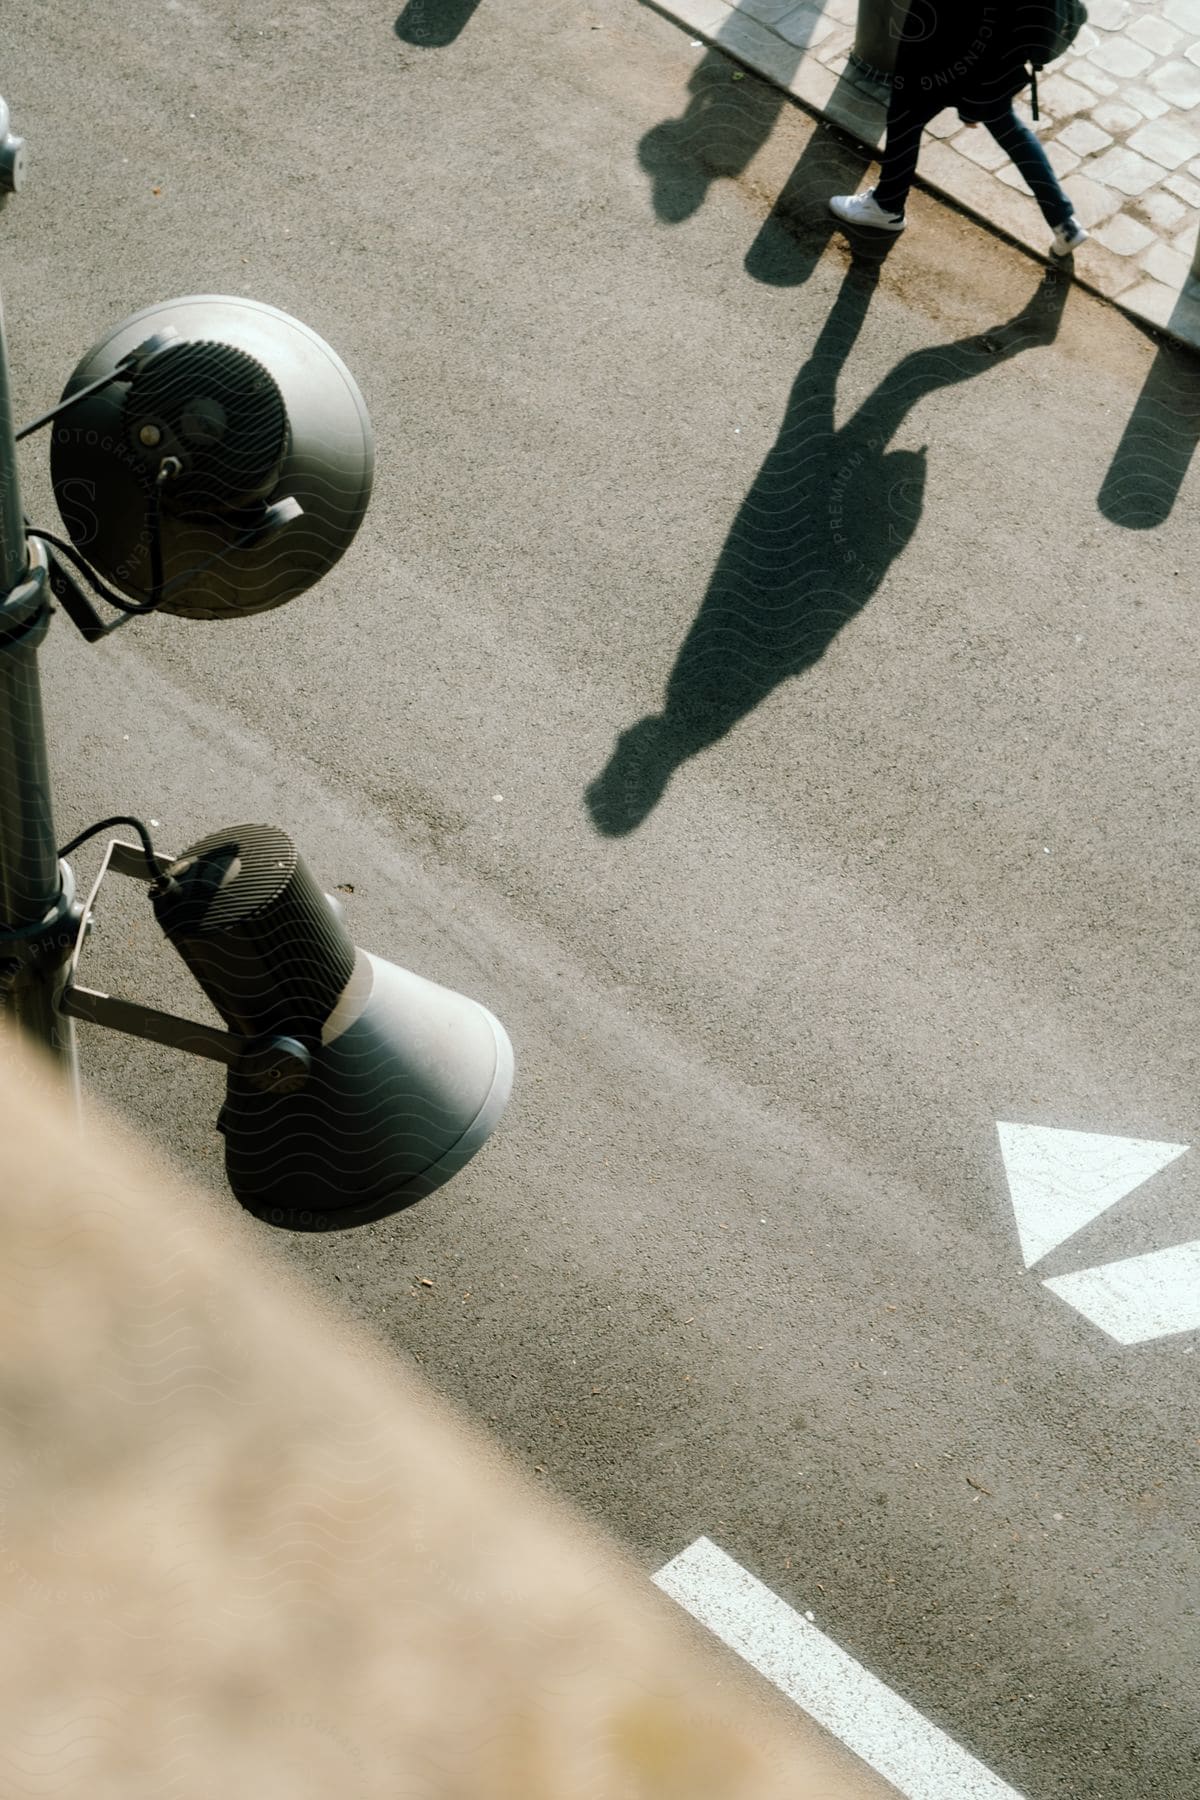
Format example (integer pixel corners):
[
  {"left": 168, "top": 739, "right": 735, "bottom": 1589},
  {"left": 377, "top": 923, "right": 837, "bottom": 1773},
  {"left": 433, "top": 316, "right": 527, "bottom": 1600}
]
[
  {"left": 25, "top": 524, "right": 166, "bottom": 617},
  {"left": 15, "top": 369, "right": 124, "bottom": 442},
  {"left": 57, "top": 816, "right": 164, "bottom": 887}
]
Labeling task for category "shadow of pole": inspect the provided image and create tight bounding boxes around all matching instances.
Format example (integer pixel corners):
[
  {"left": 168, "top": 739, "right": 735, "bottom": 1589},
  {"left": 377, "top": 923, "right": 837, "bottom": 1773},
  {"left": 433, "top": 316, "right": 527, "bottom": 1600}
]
[
  {"left": 1098, "top": 335, "right": 1200, "bottom": 530},
  {"left": 585, "top": 261, "right": 1070, "bottom": 837},
  {"left": 395, "top": 0, "right": 484, "bottom": 47}
]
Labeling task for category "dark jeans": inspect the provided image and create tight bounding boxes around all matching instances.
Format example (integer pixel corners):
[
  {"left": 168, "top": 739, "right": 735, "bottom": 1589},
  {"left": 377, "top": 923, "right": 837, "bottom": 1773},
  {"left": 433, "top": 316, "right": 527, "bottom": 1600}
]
[{"left": 874, "top": 92, "right": 1075, "bottom": 229}]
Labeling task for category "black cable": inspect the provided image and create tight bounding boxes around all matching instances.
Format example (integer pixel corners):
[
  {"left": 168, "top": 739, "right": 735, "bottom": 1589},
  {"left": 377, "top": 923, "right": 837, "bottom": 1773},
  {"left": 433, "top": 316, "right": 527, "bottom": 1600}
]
[
  {"left": 15, "top": 368, "right": 125, "bottom": 442},
  {"left": 28, "top": 484, "right": 284, "bottom": 625},
  {"left": 57, "top": 815, "right": 164, "bottom": 887},
  {"left": 25, "top": 525, "right": 166, "bottom": 617},
  {"left": 148, "top": 468, "right": 168, "bottom": 610}
]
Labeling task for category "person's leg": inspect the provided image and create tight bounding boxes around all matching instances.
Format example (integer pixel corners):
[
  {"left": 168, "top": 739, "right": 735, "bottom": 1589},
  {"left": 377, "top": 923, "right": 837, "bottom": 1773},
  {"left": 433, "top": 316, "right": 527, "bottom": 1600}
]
[
  {"left": 873, "top": 92, "right": 941, "bottom": 218},
  {"left": 982, "top": 100, "right": 1075, "bottom": 227}
]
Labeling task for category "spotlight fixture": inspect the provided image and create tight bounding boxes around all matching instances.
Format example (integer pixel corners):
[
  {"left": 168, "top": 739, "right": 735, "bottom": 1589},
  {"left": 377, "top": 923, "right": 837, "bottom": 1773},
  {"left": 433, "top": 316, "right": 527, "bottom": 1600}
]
[
  {"left": 43, "top": 294, "right": 373, "bottom": 624},
  {"left": 56, "top": 823, "right": 514, "bottom": 1230}
]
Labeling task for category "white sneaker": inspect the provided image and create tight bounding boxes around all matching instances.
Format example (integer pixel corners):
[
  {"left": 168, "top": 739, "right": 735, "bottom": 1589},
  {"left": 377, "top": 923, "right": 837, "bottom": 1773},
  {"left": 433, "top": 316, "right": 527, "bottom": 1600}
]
[
  {"left": 828, "top": 188, "right": 906, "bottom": 232},
  {"left": 1050, "top": 216, "right": 1088, "bottom": 257}
]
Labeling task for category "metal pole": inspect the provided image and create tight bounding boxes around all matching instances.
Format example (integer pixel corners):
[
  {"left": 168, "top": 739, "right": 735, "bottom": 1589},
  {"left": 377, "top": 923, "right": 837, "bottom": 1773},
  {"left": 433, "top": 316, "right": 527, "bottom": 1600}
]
[
  {"left": 0, "top": 109, "right": 82, "bottom": 1089},
  {"left": 851, "top": 0, "right": 910, "bottom": 82}
]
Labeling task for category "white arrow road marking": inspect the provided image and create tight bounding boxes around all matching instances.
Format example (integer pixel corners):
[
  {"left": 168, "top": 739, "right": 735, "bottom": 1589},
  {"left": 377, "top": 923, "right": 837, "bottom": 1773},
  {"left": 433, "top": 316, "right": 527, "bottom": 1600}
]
[
  {"left": 653, "top": 1536, "right": 1028, "bottom": 1800},
  {"left": 1043, "top": 1238, "right": 1200, "bottom": 1345},
  {"left": 996, "top": 1124, "right": 1189, "bottom": 1268}
]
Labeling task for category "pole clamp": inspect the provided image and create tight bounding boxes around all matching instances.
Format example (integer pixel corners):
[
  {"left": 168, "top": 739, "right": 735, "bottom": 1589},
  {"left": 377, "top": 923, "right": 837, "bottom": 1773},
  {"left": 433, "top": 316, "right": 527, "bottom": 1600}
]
[
  {"left": 0, "top": 859, "right": 85, "bottom": 977},
  {"left": 0, "top": 538, "right": 52, "bottom": 650}
]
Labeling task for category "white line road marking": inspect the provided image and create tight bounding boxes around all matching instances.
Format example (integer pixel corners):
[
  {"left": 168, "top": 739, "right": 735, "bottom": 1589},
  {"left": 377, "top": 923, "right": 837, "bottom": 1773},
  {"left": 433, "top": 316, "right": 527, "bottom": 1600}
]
[
  {"left": 995, "top": 1123, "right": 1189, "bottom": 1268},
  {"left": 653, "top": 1537, "right": 1028, "bottom": 1800},
  {"left": 1043, "top": 1238, "right": 1200, "bottom": 1345}
]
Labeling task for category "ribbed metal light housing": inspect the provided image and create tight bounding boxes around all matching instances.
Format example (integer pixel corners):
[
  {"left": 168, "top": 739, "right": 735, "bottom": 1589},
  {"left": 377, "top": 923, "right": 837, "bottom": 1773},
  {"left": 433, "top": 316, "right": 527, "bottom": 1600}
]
[{"left": 50, "top": 295, "right": 373, "bottom": 619}]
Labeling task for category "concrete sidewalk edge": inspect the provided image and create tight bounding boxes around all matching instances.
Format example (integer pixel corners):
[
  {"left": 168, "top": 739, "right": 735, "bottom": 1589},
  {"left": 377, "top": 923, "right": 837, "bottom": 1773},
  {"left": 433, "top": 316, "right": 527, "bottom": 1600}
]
[{"left": 642, "top": 0, "right": 1200, "bottom": 360}]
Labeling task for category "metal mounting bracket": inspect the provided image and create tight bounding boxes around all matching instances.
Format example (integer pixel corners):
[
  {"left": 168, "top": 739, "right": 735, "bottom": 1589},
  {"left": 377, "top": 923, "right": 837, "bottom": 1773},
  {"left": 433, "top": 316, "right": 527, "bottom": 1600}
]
[{"left": 56, "top": 837, "right": 311, "bottom": 1092}]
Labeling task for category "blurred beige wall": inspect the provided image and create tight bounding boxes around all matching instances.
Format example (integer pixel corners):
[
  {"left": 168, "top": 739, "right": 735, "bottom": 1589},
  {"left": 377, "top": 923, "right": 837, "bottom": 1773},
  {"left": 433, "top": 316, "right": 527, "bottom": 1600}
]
[{"left": 0, "top": 1023, "right": 894, "bottom": 1798}]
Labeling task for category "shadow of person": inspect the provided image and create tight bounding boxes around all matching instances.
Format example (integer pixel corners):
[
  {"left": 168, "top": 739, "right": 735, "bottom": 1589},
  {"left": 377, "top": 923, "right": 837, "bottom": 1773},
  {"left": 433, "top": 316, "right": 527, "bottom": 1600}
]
[
  {"left": 1097, "top": 336, "right": 1200, "bottom": 530},
  {"left": 637, "top": 47, "right": 792, "bottom": 225},
  {"left": 395, "top": 0, "right": 483, "bottom": 47},
  {"left": 636, "top": 17, "right": 879, "bottom": 285},
  {"left": 741, "top": 69, "right": 884, "bottom": 289},
  {"left": 585, "top": 260, "right": 1070, "bottom": 837}
]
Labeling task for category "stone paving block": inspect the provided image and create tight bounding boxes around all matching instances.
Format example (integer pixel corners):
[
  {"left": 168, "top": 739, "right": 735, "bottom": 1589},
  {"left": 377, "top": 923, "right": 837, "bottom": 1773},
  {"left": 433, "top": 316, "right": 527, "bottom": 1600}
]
[
  {"left": 662, "top": 0, "right": 734, "bottom": 35},
  {"left": 1140, "top": 238, "right": 1193, "bottom": 286},
  {"left": 1166, "top": 280, "right": 1200, "bottom": 348},
  {"left": 1120, "top": 276, "right": 1185, "bottom": 329},
  {"left": 787, "top": 47, "right": 842, "bottom": 117},
  {"left": 820, "top": 0, "right": 857, "bottom": 23},
  {"left": 995, "top": 162, "right": 1032, "bottom": 193},
  {"left": 1166, "top": 170, "right": 1200, "bottom": 205},
  {"left": 1073, "top": 240, "right": 1145, "bottom": 298},
  {"left": 815, "top": 24, "right": 855, "bottom": 67},
  {"left": 714, "top": 5, "right": 804, "bottom": 74},
  {"left": 1133, "top": 185, "right": 1191, "bottom": 229},
  {"left": 1172, "top": 216, "right": 1200, "bottom": 255},
  {"left": 820, "top": 72, "right": 886, "bottom": 141},
  {"left": 1092, "top": 101, "right": 1148, "bottom": 135},
  {"left": 1147, "top": 58, "right": 1200, "bottom": 106},
  {"left": 1087, "top": 36, "right": 1156, "bottom": 75},
  {"left": 773, "top": 3, "right": 836, "bottom": 49},
  {"left": 1056, "top": 118, "right": 1115, "bottom": 156},
  {"left": 1188, "top": 40, "right": 1200, "bottom": 68},
  {"left": 925, "top": 109, "right": 961, "bottom": 139},
  {"left": 1066, "top": 59, "right": 1120, "bottom": 96},
  {"left": 736, "top": 0, "right": 807, "bottom": 28},
  {"left": 1130, "top": 15, "right": 1187, "bottom": 56},
  {"left": 952, "top": 127, "right": 1011, "bottom": 171},
  {"left": 1093, "top": 213, "right": 1158, "bottom": 255},
  {"left": 1045, "top": 139, "right": 1083, "bottom": 177},
  {"left": 1121, "top": 83, "right": 1173, "bottom": 118},
  {"left": 1086, "top": 144, "right": 1171, "bottom": 193},
  {"left": 1128, "top": 115, "right": 1200, "bottom": 166},
  {"left": 1165, "top": 0, "right": 1200, "bottom": 32},
  {"left": 1060, "top": 171, "right": 1125, "bottom": 227},
  {"left": 725, "top": 14, "right": 810, "bottom": 92},
  {"left": 1087, "top": 0, "right": 1132, "bottom": 28},
  {"left": 1036, "top": 72, "right": 1104, "bottom": 117}
]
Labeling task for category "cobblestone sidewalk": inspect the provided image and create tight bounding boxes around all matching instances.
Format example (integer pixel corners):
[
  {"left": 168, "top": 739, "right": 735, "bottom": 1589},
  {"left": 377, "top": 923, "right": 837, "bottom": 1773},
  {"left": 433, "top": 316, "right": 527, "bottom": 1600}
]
[{"left": 648, "top": 0, "right": 1200, "bottom": 351}]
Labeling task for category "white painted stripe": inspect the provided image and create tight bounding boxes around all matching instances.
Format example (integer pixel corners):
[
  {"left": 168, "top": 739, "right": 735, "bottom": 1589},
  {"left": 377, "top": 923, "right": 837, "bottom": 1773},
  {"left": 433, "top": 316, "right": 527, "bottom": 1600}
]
[
  {"left": 996, "top": 1123, "right": 1188, "bottom": 1268},
  {"left": 653, "top": 1537, "right": 1027, "bottom": 1800},
  {"left": 1043, "top": 1238, "right": 1200, "bottom": 1345}
]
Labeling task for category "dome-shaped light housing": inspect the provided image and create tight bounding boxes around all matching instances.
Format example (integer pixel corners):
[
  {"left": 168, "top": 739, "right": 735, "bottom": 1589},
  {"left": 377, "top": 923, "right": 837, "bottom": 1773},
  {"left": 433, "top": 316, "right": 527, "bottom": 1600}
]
[{"left": 49, "top": 296, "right": 373, "bottom": 620}]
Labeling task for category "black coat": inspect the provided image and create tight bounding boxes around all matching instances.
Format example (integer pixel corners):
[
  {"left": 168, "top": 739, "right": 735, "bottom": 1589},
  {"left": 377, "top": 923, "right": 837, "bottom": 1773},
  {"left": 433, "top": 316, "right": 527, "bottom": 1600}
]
[{"left": 892, "top": 1, "right": 1028, "bottom": 113}]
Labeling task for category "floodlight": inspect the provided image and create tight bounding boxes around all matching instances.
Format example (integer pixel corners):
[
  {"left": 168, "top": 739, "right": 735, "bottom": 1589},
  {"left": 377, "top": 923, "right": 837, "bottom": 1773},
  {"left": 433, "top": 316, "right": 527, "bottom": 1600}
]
[{"left": 47, "top": 294, "right": 373, "bottom": 621}]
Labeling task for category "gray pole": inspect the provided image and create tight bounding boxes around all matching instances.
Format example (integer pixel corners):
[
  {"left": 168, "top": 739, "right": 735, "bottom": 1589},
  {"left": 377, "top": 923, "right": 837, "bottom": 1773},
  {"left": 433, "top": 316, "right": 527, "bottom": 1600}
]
[
  {"left": 851, "top": 0, "right": 910, "bottom": 82},
  {"left": 0, "top": 107, "right": 82, "bottom": 1084}
]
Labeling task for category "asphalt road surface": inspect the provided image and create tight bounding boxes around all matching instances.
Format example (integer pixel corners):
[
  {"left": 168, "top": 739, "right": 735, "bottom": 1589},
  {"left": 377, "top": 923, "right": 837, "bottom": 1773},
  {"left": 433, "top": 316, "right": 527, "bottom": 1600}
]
[{"left": 3, "top": 1, "right": 1199, "bottom": 1795}]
